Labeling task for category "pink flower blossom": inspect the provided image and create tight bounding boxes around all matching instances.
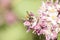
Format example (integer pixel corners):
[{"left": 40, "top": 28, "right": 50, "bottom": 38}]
[
  {"left": 23, "top": 0, "right": 60, "bottom": 40},
  {"left": 24, "top": 21, "right": 30, "bottom": 26},
  {"left": 4, "top": 10, "right": 16, "bottom": 24},
  {"left": 1, "top": 0, "right": 11, "bottom": 8}
]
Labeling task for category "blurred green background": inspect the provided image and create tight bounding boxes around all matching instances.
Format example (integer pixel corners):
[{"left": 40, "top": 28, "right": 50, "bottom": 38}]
[{"left": 0, "top": 0, "right": 60, "bottom": 40}]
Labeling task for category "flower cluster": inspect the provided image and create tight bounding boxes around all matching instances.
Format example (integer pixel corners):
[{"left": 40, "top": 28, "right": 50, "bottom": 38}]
[{"left": 24, "top": 0, "right": 60, "bottom": 40}]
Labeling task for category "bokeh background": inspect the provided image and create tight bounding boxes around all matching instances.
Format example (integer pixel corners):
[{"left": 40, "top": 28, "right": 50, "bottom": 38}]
[{"left": 0, "top": 0, "right": 60, "bottom": 40}]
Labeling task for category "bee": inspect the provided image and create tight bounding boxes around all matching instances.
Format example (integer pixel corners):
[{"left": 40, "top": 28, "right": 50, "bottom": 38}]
[{"left": 25, "top": 11, "right": 37, "bottom": 27}]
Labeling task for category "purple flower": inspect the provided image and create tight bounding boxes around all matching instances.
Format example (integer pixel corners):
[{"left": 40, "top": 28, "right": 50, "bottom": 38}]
[
  {"left": 24, "top": 21, "right": 31, "bottom": 26},
  {"left": 23, "top": 0, "right": 60, "bottom": 40}
]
